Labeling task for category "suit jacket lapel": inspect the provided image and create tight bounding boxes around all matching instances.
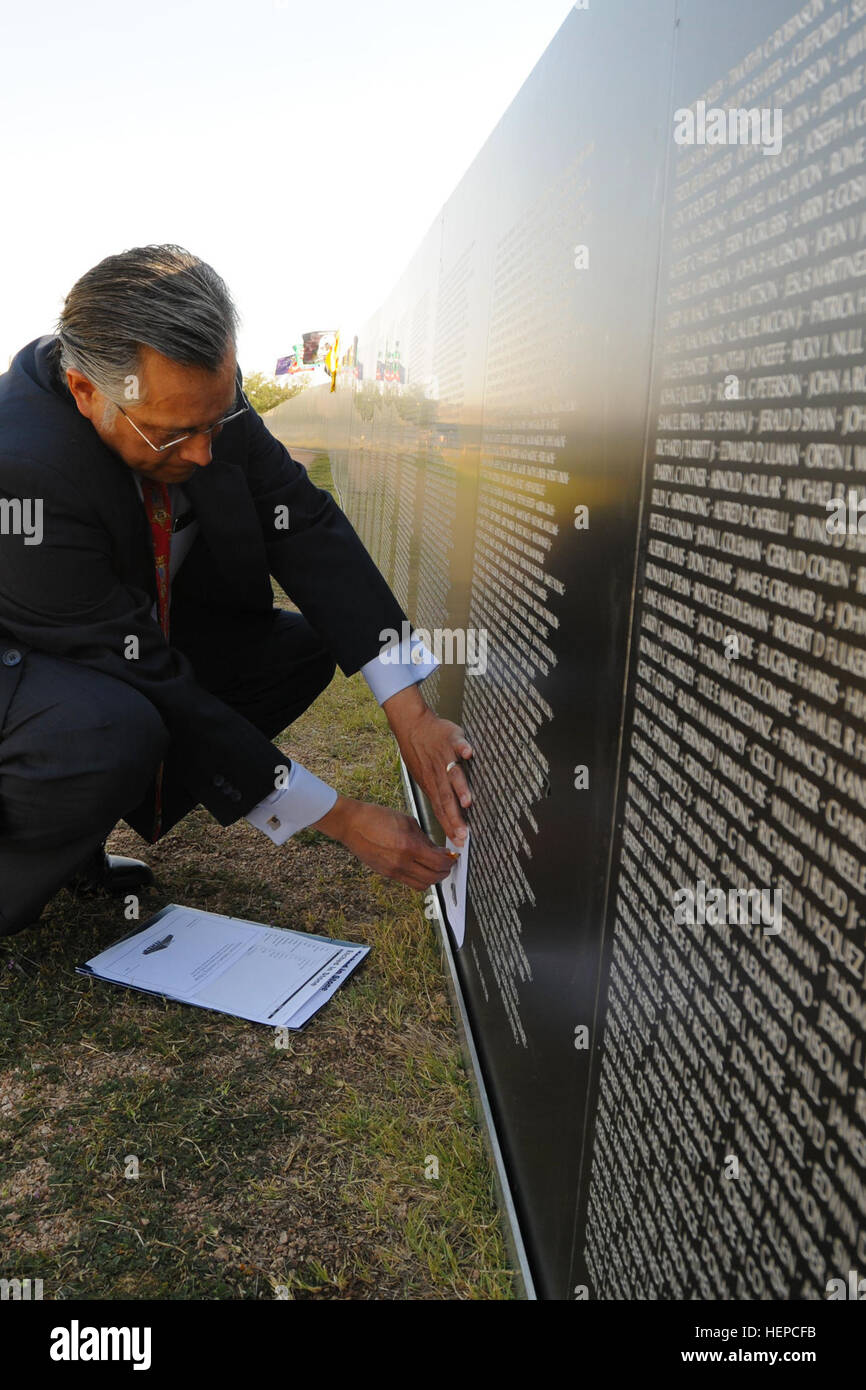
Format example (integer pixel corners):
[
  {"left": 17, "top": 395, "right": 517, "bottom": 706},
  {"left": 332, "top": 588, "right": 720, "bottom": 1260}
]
[{"left": 183, "top": 454, "right": 270, "bottom": 608}]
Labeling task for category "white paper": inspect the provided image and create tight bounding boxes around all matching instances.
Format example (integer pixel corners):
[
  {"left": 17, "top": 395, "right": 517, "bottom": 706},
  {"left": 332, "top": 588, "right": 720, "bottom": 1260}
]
[
  {"left": 442, "top": 829, "right": 470, "bottom": 947},
  {"left": 77, "top": 904, "right": 369, "bottom": 1029},
  {"left": 283, "top": 945, "right": 368, "bottom": 1028}
]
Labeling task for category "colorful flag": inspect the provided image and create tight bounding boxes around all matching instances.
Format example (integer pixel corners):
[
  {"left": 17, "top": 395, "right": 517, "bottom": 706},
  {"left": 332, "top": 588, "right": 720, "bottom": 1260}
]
[
  {"left": 325, "top": 330, "right": 340, "bottom": 391},
  {"left": 302, "top": 330, "right": 338, "bottom": 365}
]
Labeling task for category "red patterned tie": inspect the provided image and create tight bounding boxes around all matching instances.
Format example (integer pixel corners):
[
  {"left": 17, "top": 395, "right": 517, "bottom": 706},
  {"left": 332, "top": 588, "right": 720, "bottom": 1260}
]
[{"left": 141, "top": 478, "right": 172, "bottom": 841}]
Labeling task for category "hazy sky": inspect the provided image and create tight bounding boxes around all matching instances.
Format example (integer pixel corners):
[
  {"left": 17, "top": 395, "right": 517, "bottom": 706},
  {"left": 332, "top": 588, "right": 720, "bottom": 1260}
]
[{"left": 1, "top": 0, "right": 573, "bottom": 375}]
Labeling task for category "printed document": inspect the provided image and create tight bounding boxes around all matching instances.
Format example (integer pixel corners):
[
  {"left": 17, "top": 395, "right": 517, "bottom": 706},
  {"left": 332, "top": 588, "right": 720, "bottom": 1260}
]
[{"left": 77, "top": 904, "right": 369, "bottom": 1029}]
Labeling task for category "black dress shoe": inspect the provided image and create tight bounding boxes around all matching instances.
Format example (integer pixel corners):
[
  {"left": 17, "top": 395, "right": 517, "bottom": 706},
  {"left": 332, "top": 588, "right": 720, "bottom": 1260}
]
[{"left": 68, "top": 844, "right": 154, "bottom": 896}]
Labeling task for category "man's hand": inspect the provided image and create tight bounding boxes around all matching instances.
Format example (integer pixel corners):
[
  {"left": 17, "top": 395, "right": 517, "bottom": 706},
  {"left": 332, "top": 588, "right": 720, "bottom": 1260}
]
[
  {"left": 381, "top": 684, "right": 473, "bottom": 846},
  {"left": 311, "top": 796, "right": 457, "bottom": 889}
]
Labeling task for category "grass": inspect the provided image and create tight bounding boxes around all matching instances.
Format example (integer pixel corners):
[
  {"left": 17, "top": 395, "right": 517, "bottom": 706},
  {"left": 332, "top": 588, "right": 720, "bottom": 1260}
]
[{"left": 0, "top": 452, "right": 515, "bottom": 1301}]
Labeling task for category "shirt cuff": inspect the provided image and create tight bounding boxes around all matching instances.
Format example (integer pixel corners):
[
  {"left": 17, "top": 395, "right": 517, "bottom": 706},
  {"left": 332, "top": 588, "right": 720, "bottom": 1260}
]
[
  {"left": 244, "top": 762, "right": 338, "bottom": 845},
  {"left": 361, "top": 634, "right": 440, "bottom": 705}
]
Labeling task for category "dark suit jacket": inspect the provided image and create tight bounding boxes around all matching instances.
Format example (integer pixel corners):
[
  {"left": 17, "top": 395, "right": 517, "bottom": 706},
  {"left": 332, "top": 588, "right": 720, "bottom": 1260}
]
[{"left": 0, "top": 335, "right": 406, "bottom": 826}]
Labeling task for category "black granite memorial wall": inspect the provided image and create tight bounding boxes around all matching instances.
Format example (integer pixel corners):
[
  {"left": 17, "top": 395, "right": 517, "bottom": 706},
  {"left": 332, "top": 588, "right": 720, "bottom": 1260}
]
[{"left": 265, "top": 0, "right": 866, "bottom": 1301}]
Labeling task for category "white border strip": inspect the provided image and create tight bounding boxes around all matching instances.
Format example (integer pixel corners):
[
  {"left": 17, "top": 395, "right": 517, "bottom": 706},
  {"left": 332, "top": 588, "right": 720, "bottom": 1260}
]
[{"left": 399, "top": 759, "right": 537, "bottom": 1301}]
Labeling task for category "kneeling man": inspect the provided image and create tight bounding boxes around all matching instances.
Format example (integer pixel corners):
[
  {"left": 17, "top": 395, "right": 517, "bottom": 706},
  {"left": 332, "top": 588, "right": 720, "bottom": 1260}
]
[{"left": 0, "top": 244, "right": 472, "bottom": 935}]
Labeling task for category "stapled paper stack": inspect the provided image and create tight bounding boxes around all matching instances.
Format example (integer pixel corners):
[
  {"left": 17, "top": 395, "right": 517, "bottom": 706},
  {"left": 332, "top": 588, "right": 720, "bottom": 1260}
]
[{"left": 77, "top": 904, "right": 369, "bottom": 1029}]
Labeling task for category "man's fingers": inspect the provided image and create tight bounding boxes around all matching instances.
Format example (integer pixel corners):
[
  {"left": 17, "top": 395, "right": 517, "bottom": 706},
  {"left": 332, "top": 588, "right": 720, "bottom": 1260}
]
[
  {"left": 447, "top": 740, "right": 472, "bottom": 768},
  {"left": 400, "top": 822, "right": 457, "bottom": 880},
  {"left": 396, "top": 872, "right": 429, "bottom": 890},
  {"left": 445, "top": 737, "right": 473, "bottom": 808},
  {"left": 449, "top": 764, "right": 472, "bottom": 808},
  {"left": 433, "top": 773, "right": 468, "bottom": 842},
  {"left": 401, "top": 854, "right": 451, "bottom": 889},
  {"left": 343, "top": 803, "right": 463, "bottom": 890},
  {"left": 408, "top": 832, "right": 456, "bottom": 875},
  {"left": 446, "top": 721, "right": 472, "bottom": 759},
  {"left": 403, "top": 869, "right": 436, "bottom": 890},
  {"left": 407, "top": 870, "right": 449, "bottom": 893},
  {"left": 369, "top": 846, "right": 442, "bottom": 890},
  {"left": 411, "top": 849, "right": 455, "bottom": 877}
]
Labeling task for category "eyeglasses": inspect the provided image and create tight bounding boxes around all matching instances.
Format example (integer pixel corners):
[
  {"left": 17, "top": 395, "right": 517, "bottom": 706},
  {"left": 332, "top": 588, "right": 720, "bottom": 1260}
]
[{"left": 116, "top": 390, "right": 250, "bottom": 453}]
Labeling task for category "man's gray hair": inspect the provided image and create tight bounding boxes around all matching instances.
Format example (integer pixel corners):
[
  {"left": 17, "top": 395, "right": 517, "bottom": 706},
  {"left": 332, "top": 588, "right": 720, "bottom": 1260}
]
[{"left": 56, "top": 245, "right": 239, "bottom": 412}]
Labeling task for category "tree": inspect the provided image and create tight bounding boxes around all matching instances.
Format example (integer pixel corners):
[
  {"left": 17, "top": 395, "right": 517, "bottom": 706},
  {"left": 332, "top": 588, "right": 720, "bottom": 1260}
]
[{"left": 242, "top": 371, "right": 308, "bottom": 415}]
